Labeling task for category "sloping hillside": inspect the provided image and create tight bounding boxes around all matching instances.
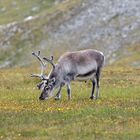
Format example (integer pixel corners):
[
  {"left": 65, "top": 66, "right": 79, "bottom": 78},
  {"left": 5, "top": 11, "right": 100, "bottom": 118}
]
[
  {"left": 0, "top": 0, "right": 82, "bottom": 67},
  {"left": 0, "top": 0, "right": 140, "bottom": 68}
]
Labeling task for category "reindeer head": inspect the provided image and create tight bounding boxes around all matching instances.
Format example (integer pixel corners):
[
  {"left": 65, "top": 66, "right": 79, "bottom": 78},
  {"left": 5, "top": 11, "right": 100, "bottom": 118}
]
[
  {"left": 31, "top": 51, "right": 56, "bottom": 100},
  {"left": 38, "top": 77, "right": 56, "bottom": 100}
]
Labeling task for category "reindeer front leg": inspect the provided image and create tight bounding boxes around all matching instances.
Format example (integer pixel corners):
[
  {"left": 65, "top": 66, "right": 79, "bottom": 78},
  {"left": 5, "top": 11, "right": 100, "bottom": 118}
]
[
  {"left": 55, "top": 83, "right": 65, "bottom": 100},
  {"left": 67, "top": 83, "right": 71, "bottom": 100},
  {"left": 55, "top": 85, "right": 62, "bottom": 100}
]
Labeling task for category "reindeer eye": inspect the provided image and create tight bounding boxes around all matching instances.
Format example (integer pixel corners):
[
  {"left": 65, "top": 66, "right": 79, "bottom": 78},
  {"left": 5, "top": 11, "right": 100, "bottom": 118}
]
[
  {"left": 45, "top": 87, "right": 49, "bottom": 90},
  {"left": 48, "top": 85, "right": 53, "bottom": 89}
]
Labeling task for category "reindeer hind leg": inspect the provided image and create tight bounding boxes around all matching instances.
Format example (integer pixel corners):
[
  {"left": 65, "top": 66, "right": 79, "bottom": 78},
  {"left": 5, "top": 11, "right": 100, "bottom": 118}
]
[
  {"left": 95, "top": 68, "right": 101, "bottom": 99},
  {"left": 90, "top": 79, "right": 96, "bottom": 99}
]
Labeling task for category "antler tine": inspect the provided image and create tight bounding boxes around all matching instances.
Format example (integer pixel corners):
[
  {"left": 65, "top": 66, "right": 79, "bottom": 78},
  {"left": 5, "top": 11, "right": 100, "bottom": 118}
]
[
  {"left": 31, "top": 51, "right": 47, "bottom": 79},
  {"left": 38, "top": 51, "right": 40, "bottom": 56},
  {"left": 31, "top": 73, "right": 43, "bottom": 78},
  {"left": 43, "top": 57, "right": 55, "bottom": 69},
  {"left": 43, "top": 56, "right": 55, "bottom": 69}
]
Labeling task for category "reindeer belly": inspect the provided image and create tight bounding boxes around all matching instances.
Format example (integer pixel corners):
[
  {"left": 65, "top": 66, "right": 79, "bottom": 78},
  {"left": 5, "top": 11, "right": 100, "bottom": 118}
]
[
  {"left": 74, "top": 61, "right": 97, "bottom": 81},
  {"left": 75, "top": 69, "right": 96, "bottom": 81}
]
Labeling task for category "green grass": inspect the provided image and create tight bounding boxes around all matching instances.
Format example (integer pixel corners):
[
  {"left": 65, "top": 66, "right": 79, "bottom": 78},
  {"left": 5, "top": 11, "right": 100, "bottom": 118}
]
[{"left": 0, "top": 66, "right": 140, "bottom": 140}]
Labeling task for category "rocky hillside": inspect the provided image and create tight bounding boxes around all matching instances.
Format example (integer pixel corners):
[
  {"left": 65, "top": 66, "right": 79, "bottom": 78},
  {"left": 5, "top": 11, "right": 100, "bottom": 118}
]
[{"left": 0, "top": 0, "right": 140, "bottom": 68}]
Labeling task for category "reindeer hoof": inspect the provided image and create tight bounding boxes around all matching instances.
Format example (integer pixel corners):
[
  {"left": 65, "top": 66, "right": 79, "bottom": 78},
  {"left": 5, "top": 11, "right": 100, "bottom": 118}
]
[
  {"left": 90, "top": 96, "right": 97, "bottom": 100},
  {"left": 55, "top": 96, "right": 60, "bottom": 100}
]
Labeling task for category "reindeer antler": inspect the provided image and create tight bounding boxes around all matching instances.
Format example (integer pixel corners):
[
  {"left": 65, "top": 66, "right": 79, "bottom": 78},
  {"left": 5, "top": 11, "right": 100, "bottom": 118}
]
[
  {"left": 43, "top": 56, "right": 55, "bottom": 69},
  {"left": 31, "top": 51, "right": 47, "bottom": 80}
]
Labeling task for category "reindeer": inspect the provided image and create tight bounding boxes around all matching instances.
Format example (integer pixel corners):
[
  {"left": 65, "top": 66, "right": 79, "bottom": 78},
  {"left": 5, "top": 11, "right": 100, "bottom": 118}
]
[{"left": 31, "top": 49, "right": 105, "bottom": 100}]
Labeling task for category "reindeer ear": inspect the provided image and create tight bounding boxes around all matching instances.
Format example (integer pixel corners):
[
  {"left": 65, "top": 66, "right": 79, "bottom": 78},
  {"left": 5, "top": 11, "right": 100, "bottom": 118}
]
[{"left": 51, "top": 77, "right": 56, "bottom": 83}]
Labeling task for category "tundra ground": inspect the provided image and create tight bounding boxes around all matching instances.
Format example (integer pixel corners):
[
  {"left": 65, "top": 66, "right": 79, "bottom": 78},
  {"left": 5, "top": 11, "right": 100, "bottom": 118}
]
[{"left": 0, "top": 66, "right": 140, "bottom": 140}]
